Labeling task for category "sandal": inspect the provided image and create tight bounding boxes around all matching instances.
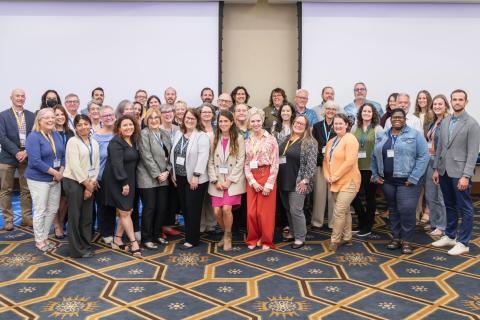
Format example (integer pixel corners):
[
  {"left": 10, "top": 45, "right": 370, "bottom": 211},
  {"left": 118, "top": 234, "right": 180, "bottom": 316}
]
[
  {"left": 156, "top": 237, "right": 169, "bottom": 245},
  {"left": 54, "top": 227, "right": 65, "bottom": 239},
  {"left": 36, "top": 243, "right": 52, "bottom": 253},
  {"left": 111, "top": 235, "right": 128, "bottom": 251},
  {"left": 129, "top": 240, "right": 142, "bottom": 257},
  {"left": 420, "top": 213, "right": 430, "bottom": 224}
]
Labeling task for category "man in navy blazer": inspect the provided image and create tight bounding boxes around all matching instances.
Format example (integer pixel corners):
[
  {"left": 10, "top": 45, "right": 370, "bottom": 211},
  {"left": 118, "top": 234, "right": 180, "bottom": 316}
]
[{"left": 0, "top": 89, "right": 35, "bottom": 231}]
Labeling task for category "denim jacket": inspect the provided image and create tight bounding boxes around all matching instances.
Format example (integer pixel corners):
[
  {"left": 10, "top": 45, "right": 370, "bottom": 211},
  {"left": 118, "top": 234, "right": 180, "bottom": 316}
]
[{"left": 371, "top": 125, "right": 429, "bottom": 185}]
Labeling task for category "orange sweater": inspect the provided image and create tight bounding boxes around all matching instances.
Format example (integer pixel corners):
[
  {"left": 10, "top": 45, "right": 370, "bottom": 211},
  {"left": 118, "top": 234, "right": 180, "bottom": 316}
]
[{"left": 323, "top": 133, "right": 361, "bottom": 192}]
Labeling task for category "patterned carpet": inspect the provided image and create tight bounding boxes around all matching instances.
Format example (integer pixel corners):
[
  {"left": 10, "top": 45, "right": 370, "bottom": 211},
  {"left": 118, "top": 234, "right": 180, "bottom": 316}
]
[{"left": 0, "top": 197, "right": 479, "bottom": 319}]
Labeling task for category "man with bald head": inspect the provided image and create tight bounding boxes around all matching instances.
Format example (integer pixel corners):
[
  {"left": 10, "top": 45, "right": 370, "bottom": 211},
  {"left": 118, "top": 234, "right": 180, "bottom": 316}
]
[
  {"left": 217, "top": 93, "right": 233, "bottom": 112},
  {"left": 164, "top": 87, "right": 177, "bottom": 106},
  {"left": 0, "top": 89, "right": 35, "bottom": 230}
]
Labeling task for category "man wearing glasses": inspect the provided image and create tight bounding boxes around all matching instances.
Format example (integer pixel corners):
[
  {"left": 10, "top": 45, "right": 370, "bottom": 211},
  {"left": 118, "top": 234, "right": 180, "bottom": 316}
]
[
  {"left": 217, "top": 93, "right": 233, "bottom": 112},
  {"left": 64, "top": 94, "right": 81, "bottom": 131},
  {"left": 344, "top": 82, "right": 384, "bottom": 120},
  {"left": 134, "top": 89, "right": 148, "bottom": 107},
  {"left": 294, "top": 89, "right": 318, "bottom": 126}
]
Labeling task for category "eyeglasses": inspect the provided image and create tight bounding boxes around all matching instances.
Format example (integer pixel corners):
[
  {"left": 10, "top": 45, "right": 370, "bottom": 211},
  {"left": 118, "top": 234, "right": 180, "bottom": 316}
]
[
  {"left": 201, "top": 111, "right": 213, "bottom": 114},
  {"left": 65, "top": 100, "right": 79, "bottom": 104},
  {"left": 354, "top": 88, "right": 366, "bottom": 92},
  {"left": 294, "top": 121, "right": 306, "bottom": 126},
  {"left": 161, "top": 110, "right": 173, "bottom": 114},
  {"left": 218, "top": 99, "right": 232, "bottom": 103},
  {"left": 135, "top": 95, "right": 147, "bottom": 99},
  {"left": 102, "top": 114, "right": 114, "bottom": 118},
  {"left": 391, "top": 116, "right": 405, "bottom": 120},
  {"left": 149, "top": 116, "right": 160, "bottom": 120},
  {"left": 295, "top": 96, "right": 308, "bottom": 100},
  {"left": 184, "top": 117, "right": 197, "bottom": 122}
]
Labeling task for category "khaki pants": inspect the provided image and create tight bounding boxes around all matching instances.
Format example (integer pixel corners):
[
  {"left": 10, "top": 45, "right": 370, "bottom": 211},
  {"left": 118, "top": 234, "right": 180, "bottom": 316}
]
[
  {"left": 27, "top": 179, "right": 60, "bottom": 242},
  {"left": 331, "top": 182, "right": 357, "bottom": 244},
  {"left": 0, "top": 162, "right": 32, "bottom": 224},
  {"left": 312, "top": 167, "right": 334, "bottom": 228}
]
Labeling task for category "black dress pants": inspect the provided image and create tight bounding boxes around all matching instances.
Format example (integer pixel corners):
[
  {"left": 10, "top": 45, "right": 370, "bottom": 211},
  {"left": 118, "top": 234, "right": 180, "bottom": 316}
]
[
  {"left": 351, "top": 170, "right": 377, "bottom": 233},
  {"left": 139, "top": 186, "right": 168, "bottom": 243},
  {"left": 176, "top": 176, "right": 208, "bottom": 246}
]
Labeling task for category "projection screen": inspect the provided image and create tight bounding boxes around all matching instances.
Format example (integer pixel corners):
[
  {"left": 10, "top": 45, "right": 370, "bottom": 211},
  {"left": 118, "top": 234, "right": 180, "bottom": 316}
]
[
  {"left": 0, "top": 1, "right": 219, "bottom": 110},
  {"left": 302, "top": 3, "right": 480, "bottom": 122}
]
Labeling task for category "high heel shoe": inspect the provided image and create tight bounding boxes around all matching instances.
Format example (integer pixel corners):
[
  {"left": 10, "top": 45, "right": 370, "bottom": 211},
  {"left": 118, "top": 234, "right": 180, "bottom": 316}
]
[
  {"left": 129, "top": 240, "right": 142, "bottom": 257},
  {"left": 111, "top": 235, "right": 128, "bottom": 251}
]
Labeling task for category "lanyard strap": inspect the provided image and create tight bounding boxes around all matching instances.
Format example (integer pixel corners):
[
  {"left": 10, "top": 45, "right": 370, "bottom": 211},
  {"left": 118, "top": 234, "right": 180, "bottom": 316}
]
[
  {"left": 427, "top": 122, "right": 437, "bottom": 142},
  {"left": 359, "top": 125, "right": 371, "bottom": 149},
  {"left": 180, "top": 136, "right": 189, "bottom": 154},
  {"left": 12, "top": 108, "right": 25, "bottom": 128},
  {"left": 389, "top": 131, "right": 398, "bottom": 149},
  {"left": 283, "top": 138, "right": 298, "bottom": 156},
  {"left": 323, "top": 121, "right": 332, "bottom": 142},
  {"left": 41, "top": 131, "right": 57, "bottom": 158},
  {"left": 329, "top": 137, "right": 341, "bottom": 163},
  {"left": 152, "top": 132, "right": 164, "bottom": 149},
  {"left": 79, "top": 137, "right": 93, "bottom": 167}
]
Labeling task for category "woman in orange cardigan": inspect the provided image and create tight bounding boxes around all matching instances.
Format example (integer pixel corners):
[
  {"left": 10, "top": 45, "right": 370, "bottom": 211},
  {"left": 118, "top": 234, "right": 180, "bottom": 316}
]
[{"left": 323, "top": 113, "right": 361, "bottom": 252}]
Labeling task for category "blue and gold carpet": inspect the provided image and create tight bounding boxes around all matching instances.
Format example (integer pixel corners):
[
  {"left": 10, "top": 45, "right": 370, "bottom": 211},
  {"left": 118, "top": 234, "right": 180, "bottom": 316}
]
[{"left": 0, "top": 198, "right": 479, "bottom": 319}]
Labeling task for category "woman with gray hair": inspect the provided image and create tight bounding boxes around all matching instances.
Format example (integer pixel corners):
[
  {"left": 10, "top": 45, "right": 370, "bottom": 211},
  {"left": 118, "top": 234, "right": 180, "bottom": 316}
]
[
  {"left": 115, "top": 99, "right": 135, "bottom": 119},
  {"left": 311, "top": 100, "right": 339, "bottom": 230}
]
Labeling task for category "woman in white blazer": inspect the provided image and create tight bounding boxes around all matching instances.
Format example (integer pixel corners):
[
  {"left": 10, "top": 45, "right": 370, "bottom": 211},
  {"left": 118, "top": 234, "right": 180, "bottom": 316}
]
[
  {"left": 170, "top": 108, "right": 210, "bottom": 250},
  {"left": 208, "top": 111, "right": 246, "bottom": 251}
]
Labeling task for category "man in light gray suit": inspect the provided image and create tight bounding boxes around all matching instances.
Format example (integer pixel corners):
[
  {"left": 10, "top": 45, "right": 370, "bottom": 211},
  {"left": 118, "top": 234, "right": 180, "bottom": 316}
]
[{"left": 432, "top": 89, "right": 480, "bottom": 255}]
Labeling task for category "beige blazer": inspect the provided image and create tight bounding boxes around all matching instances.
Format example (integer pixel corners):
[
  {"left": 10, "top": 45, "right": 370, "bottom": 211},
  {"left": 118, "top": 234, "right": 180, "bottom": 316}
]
[{"left": 208, "top": 135, "right": 246, "bottom": 197}]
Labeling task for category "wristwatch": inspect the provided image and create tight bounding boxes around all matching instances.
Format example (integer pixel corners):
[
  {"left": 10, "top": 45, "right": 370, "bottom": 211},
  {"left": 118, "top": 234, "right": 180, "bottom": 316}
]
[{"left": 193, "top": 172, "right": 201, "bottom": 177}]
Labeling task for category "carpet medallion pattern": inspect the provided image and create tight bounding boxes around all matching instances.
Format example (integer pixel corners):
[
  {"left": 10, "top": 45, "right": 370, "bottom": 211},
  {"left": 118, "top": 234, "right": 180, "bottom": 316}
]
[{"left": 0, "top": 204, "right": 479, "bottom": 319}]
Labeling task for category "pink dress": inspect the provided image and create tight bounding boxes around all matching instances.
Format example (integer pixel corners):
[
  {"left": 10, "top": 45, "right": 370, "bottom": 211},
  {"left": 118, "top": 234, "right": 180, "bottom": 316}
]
[{"left": 211, "top": 137, "right": 242, "bottom": 208}]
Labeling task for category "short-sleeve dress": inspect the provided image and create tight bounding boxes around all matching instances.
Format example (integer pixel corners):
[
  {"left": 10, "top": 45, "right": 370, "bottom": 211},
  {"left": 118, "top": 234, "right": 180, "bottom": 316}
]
[{"left": 103, "top": 135, "right": 139, "bottom": 211}]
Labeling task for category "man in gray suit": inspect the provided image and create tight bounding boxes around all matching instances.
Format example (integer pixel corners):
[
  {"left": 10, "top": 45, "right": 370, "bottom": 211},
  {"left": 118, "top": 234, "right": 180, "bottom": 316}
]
[{"left": 432, "top": 89, "right": 480, "bottom": 255}]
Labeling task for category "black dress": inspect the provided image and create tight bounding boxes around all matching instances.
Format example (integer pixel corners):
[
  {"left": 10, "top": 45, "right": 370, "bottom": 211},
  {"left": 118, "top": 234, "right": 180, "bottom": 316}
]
[{"left": 103, "top": 135, "right": 139, "bottom": 211}]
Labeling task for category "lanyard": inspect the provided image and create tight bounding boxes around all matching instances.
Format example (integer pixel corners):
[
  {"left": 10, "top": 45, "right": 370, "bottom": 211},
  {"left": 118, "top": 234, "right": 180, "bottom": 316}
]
[
  {"left": 389, "top": 131, "right": 398, "bottom": 149},
  {"left": 359, "top": 125, "right": 371, "bottom": 149},
  {"left": 12, "top": 108, "right": 25, "bottom": 129},
  {"left": 41, "top": 131, "right": 57, "bottom": 158},
  {"left": 58, "top": 131, "right": 67, "bottom": 146},
  {"left": 283, "top": 138, "right": 298, "bottom": 156},
  {"left": 329, "top": 137, "right": 341, "bottom": 163},
  {"left": 68, "top": 116, "right": 75, "bottom": 129},
  {"left": 180, "top": 136, "right": 189, "bottom": 154},
  {"left": 79, "top": 137, "right": 93, "bottom": 167},
  {"left": 323, "top": 121, "right": 332, "bottom": 142},
  {"left": 427, "top": 122, "right": 437, "bottom": 142},
  {"left": 152, "top": 131, "right": 164, "bottom": 149}
]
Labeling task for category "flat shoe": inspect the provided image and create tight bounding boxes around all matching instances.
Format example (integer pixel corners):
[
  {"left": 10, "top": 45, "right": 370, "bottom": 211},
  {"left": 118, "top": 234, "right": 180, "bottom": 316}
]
[
  {"left": 387, "top": 239, "right": 401, "bottom": 250},
  {"left": 282, "top": 237, "right": 295, "bottom": 242},
  {"left": 179, "top": 244, "right": 194, "bottom": 250},
  {"left": 401, "top": 243, "right": 414, "bottom": 254},
  {"left": 291, "top": 242, "right": 304, "bottom": 249},
  {"left": 143, "top": 242, "right": 158, "bottom": 250}
]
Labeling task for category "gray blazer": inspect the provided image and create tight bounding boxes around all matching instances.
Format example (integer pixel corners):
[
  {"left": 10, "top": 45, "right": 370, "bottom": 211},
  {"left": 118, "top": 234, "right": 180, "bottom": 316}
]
[
  {"left": 170, "top": 129, "right": 210, "bottom": 184},
  {"left": 433, "top": 111, "right": 480, "bottom": 178},
  {"left": 137, "top": 128, "right": 172, "bottom": 188}
]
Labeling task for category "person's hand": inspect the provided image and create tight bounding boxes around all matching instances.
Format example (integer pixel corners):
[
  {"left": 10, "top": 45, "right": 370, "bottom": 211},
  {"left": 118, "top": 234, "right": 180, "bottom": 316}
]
[
  {"left": 221, "top": 179, "right": 232, "bottom": 190},
  {"left": 190, "top": 176, "right": 199, "bottom": 190},
  {"left": 405, "top": 181, "right": 413, "bottom": 187},
  {"left": 122, "top": 184, "right": 129, "bottom": 196},
  {"left": 16, "top": 150, "right": 27, "bottom": 162},
  {"left": 457, "top": 176, "right": 469, "bottom": 191},
  {"left": 432, "top": 170, "right": 440, "bottom": 185},
  {"left": 215, "top": 182, "right": 223, "bottom": 191},
  {"left": 296, "top": 180, "right": 308, "bottom": 194},
  {"left": 376, "top": 177, "right": 384, "bottom": 185},
  {"left": 84, "top": 189, "right": 92, "bottom": 200},
  {"left": 158, "top": 171, "right": 169, "bottom": 183},
  {"left": 262, "top": 187, "right": 272, "bottom": 196},
  {"left": 253, "top": 182, "right": 263, "bottom": 193},
  {"left": 53, "top": 171, "right": 63, "bottom": 182}
]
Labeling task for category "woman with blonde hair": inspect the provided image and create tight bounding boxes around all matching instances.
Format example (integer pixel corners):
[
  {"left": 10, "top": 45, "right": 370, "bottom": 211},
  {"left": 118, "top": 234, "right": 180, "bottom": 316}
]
[
  {"left": 25, "top": 108, "right": 65, "bottom": 252},
  {"left": 208, "top": 110, "right": 245, "bottom": 251},
  {"left": 137, "top": 108, "right": 172, "bottom": 249},
  {"left": 244, "top": 107, "right": 279, "bottom": 250}
]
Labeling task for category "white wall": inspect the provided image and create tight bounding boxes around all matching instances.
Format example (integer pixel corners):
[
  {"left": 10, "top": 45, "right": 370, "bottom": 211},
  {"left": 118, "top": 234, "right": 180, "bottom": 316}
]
[
  {"left": 302, "top": 3, "right": 480, "bottom": 120},
  {"left": 0, "top": 1, "right": 219, "bottom": 111}
]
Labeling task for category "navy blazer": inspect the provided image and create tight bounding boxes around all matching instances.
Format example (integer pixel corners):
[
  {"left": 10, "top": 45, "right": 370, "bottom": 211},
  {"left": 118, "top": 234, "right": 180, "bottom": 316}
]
[{"left": 0, "top": 108, "right": 35, "bottom": 165}]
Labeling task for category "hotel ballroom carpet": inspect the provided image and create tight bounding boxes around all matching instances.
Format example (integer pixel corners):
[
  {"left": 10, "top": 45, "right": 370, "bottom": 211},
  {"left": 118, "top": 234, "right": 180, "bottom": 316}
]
[{"left": 0, "top": 194, "right": 479, "bottom": 320}]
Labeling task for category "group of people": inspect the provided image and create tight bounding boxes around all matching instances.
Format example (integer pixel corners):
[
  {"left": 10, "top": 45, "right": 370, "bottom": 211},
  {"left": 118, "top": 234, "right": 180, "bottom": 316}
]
[{"left": 0, "top": 83, "right": 478, "bottom": 259}]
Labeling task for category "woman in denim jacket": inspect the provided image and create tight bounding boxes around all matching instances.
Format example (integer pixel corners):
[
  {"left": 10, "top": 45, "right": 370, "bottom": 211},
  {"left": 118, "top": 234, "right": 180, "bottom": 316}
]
[{"left": 371, "top": 108, "right": 429, "bottom": 254}]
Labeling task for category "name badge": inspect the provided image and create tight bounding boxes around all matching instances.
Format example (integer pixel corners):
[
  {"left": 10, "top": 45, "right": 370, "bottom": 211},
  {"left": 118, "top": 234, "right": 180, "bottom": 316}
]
[
  {"left": 279, "top": 156, "right": 287, "bottom": 164},
  {"left": 322, "top": 146, "right": 326, "bottom": 154},
  {"left": 53, "top": 159, "right": 61, "bottom": 168},
  {"left": 176, "top": 156, "right": 185, "bottom": 166},
  {"left": 428, "top": 142, "right": 433, "bottom": 149},
  {"left": 358, "top": 151, "right": 367, "bottom": 159},
  {"left": 250, "top": 160, "right": 258, "bottom": 169},
  {"left": 88, "top": 168, "right": 96, "bottom": 178},
  {"left": 219, "top": 165, "right": 229, "bottom": 174},
  {"left": 19, "top": 133, "right": 26, "bottom": 141},
  {"left": 387, "top": 149, "right": 395, "bottom": 158}
]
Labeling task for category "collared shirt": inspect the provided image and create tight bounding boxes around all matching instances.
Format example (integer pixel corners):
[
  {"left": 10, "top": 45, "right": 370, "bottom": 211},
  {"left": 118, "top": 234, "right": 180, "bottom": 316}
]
[
  {"left": 12, "top": 108, "right": 27, "bottom": 147},
  {"left": 295, "top": 107, "right": 319, "bottom": 126},
  {"left": 344, "top": 99, "right": 384, "bottom": 118},
  {"left": 244, "top": 130, "right": 279, "bottom": 189},
  {"left": 448, "top": 116, "right": 459, "bottom": 143}
]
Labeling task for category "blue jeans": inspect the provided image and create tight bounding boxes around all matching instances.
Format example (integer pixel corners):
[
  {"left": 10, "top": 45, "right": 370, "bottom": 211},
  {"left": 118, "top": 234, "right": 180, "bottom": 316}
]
[
  {"left": 382, "top": 182, "right": 421, "bottom": 242},
  {"left": 439, "top": 173, "right": 474, "bottom": 246},
  {"left": 425, "top": 158, "right": 446, "bottom": 230}
]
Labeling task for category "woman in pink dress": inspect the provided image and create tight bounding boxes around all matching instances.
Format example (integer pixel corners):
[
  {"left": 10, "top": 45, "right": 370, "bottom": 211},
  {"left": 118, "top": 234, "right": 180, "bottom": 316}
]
[{"left": 208, "top": 111, "right": 246, "bottom": 251}]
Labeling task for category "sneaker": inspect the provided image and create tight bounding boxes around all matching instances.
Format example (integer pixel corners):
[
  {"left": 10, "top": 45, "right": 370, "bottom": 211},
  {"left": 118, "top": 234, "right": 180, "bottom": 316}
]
[
  {"left": 351, "top": 229, "right": 360, "bottom": 234},
  {"left": 102, "top": 236, "right": 113, "bottom": 244},
  {"left": 432, "top": 235, "right": 456, "bottom": 248},
  {"left": 429, "top": 228, "right": 444, "bottom": 237},
  {"left": 447, "top": 242, "right": 469, "bottom": 256},
  {"left": 356, "top": 231, "right": 371, "bottom": 237}
]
